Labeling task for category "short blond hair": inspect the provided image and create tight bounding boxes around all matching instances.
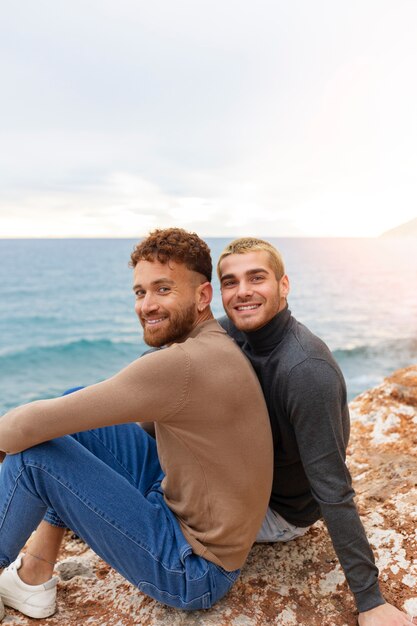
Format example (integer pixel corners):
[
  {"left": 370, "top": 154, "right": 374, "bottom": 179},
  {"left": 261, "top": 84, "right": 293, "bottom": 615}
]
[{"left": 217, "top": 238, "right": 285, "bottom": 280}]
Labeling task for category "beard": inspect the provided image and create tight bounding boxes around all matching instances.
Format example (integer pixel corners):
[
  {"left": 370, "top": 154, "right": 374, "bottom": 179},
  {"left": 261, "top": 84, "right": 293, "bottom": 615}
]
[{"left": 142, "top": 302, "right": 197, "bottom": 347}]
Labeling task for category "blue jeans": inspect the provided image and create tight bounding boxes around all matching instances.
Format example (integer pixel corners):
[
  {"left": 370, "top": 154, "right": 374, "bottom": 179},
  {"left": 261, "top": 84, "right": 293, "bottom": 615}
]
[{"left": 0, "top": 422, "right": 239, "bottom": 609}]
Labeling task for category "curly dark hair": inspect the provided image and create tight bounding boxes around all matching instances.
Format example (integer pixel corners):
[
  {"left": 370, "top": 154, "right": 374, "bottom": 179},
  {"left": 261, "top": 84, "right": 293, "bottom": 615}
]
[{"left": 129, "top": 228, "right": 212, "bottom": 282}]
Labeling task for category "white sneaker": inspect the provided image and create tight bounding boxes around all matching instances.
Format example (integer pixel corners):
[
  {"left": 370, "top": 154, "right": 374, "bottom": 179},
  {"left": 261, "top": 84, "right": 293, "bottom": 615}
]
[{"left": 0, "top": 555, "right": 58, "bottom": 619}]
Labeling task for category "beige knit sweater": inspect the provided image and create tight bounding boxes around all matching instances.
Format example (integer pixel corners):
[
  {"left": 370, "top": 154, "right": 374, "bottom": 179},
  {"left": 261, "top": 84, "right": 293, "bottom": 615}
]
[{"left": 0, "top": 319, "right": 273, "bottom": 570}]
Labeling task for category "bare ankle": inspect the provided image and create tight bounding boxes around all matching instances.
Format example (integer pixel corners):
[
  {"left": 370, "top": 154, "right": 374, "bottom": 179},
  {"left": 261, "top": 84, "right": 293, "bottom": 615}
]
[{"left": 19, "top": 554, "right": 54, "bottom": 586}]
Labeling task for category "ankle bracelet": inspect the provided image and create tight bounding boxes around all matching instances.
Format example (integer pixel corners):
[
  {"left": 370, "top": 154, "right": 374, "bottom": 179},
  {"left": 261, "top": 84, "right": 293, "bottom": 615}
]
[{"left": 26, "top": 551, "right": 56, "bottom": 567}]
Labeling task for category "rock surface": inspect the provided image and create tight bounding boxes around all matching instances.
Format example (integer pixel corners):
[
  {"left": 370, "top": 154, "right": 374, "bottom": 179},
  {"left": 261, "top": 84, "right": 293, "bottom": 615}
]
[{"left": 4, "top": 365, "right": 417, "bottom": 625}]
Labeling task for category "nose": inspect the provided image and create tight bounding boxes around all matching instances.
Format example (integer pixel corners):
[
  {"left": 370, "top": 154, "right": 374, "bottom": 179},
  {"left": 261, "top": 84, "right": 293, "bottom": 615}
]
[
  {"left": 137, "top": 292, "right": 159, "bottom": 316},
  {"left": 236, "top": 280, "right": 253, "bottom": 299}
]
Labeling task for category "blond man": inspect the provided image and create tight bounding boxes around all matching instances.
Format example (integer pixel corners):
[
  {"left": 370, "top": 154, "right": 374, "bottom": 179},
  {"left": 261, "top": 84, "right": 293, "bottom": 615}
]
[{"left": 217, "top": 237, "right": 413, "bottom": 626}]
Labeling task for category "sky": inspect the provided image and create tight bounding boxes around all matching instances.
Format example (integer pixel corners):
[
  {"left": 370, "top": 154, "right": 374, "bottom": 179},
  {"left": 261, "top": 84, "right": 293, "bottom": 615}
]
[{"left": 1, "top": 1, "right": 417, "bottom": 238}]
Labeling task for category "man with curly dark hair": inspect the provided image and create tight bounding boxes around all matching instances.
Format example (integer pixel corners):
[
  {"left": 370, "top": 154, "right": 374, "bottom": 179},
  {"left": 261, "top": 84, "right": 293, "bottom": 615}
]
[
  {"left": 130, "top": 227, "right": 213, "bottom": 283},
  {"left": 129, "top": 228, "right": 213, "bottom": 348},
  {"left": 0, "top": 228, "right": 273, "bottom": 621}
]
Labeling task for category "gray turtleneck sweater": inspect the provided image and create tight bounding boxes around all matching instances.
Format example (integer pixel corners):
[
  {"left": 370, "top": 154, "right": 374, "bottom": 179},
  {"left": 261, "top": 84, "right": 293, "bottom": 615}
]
[{"left": 219, "top": 307, "right": 384, "bottom": 613}]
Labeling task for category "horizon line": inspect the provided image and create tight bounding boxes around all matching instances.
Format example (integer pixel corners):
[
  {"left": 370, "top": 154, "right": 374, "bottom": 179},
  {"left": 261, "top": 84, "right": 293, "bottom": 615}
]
[{"left": 0, "top": 234, "right": 384, "bottom": 240}]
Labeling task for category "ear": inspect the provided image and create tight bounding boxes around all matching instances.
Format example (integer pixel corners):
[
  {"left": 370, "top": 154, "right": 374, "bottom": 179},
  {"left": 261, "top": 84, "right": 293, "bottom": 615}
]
[
  {"left": 196, "top": 281, "right": 213, "bottom": 311},
  {"left": 279, "top": 274, "right": 290, "bottom": 298}
]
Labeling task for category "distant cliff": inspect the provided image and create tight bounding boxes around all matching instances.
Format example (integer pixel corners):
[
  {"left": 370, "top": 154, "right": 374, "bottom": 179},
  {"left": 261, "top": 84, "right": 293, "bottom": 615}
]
[
  {"left": 380, "top": 217, "right": 417, "bottom": 238},
  {"left": 9, "top": 365, "right": 417, "bottom": 626}
]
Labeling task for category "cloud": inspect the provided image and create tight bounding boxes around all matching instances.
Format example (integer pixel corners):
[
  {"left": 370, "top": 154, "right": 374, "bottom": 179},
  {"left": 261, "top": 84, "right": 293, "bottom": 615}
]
[
  {"left": 0, "top": 171, "right": 306, "bottom": 237},
  {"left": 1, "top": 1, "right": 417, "bottom": 237}
]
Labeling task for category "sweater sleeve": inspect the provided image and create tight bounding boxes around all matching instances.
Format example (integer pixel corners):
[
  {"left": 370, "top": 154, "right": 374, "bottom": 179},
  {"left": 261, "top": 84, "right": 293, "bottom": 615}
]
[
  {"left": 0, "top": 345, "right": 190, "bottom": 455},
  {"left": 285, "top": 358, "right": 385, "bottom": 613}
]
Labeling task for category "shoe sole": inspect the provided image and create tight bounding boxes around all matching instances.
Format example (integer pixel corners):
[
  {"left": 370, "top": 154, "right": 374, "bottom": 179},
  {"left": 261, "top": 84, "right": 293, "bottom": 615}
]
[{"left": 2, "top": 596, "right": 56, "bottom": 619}]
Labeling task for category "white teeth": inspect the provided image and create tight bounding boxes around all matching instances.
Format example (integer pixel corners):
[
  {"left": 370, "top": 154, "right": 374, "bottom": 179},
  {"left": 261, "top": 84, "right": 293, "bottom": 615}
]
[
  {"left": 236, "top": 305, "right": 259, "bottom": 311},
  {"left": 146, "top": 318, "right": 165, "bottom": 324}
]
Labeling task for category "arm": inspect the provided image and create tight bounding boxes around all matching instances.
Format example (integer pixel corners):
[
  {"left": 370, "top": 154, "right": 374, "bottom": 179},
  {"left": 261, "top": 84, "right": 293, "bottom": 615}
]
[
  {"left": 0, "top": 346, "right": 189, "bottom": 455},
  {"left": 286, "top": 358, "right": 384, "bottom": 613},
  {"left": 135, "top": 347, "right": 161, "bottom": 439}
]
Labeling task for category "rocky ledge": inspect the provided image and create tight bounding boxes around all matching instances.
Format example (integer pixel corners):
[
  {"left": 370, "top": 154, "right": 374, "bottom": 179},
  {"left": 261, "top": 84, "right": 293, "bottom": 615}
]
[{"left": 4, "top": 365, "right": 417, "bottom": 625}]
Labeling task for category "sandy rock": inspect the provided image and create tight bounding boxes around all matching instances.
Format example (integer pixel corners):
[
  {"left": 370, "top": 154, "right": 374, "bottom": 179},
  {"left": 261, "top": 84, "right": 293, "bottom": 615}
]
[
  {"left": 56, "top": 556, "right": 95, "bottom": 581},
  {"left": 5, "top": 365, "right": 417, "bottom": 625}
]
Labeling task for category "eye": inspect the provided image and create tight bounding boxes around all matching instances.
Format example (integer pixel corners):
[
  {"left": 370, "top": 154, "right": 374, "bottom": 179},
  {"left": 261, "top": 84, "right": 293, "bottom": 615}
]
[
  {"left": 157, "top": 286, "right": 171, "bottom": 294},
  {"left": 251, "top": 274, "right": 265, "bottom": 282},
  {"left": 134, "top": 289, "right": 145, "bottom": 298},
  {"left": 221, "top": 279, "right": 237, "bottom": 288}
]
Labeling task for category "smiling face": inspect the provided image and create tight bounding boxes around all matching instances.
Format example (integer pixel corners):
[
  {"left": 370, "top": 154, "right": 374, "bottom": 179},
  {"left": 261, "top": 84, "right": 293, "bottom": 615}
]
[
  {"left": 133, "top": 259, "right": 212, "bottom": 347},
  {"left": 219, "top": 250, "right": 289, "bottom": 332}
]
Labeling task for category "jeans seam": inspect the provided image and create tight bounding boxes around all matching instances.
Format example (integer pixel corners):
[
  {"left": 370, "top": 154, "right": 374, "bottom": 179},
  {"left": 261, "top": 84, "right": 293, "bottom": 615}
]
[
  {"left": 217, "top": 568, "right": 240, "bottom": 583},
  {"left": 44, "top": 512, "right": 66, "bottom": 528},
  {"left": 25, "top": 461, "right": 183, "bottom": 574},
  {"left": 137, "top": 580, "right": 211, "bottom": 607},
  {"left": 0, "top": 465, "right": 25, "bottom": 532},
  {"left": 186, "top": 568, "right": 209, "bottom": 582}
]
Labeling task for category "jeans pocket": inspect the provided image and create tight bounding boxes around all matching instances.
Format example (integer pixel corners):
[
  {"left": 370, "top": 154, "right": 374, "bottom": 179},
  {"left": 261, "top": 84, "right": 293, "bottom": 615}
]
[
  {"left": 137, "top": 580, "right": 212, "bottom": 610},
  {"left": 208, "top": 562, "right": 240, "bottom": 606}
]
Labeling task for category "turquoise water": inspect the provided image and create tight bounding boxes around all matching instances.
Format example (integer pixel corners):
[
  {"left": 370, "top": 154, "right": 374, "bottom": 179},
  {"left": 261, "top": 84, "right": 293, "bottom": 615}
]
[{"left": 1, "top": 237, "right": 416, "bottom": 413}]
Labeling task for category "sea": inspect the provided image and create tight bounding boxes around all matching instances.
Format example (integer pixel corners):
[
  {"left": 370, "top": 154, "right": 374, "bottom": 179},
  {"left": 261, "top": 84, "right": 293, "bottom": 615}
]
[{"left": 1, "top": 237, "right": 416, "bottom": 415}]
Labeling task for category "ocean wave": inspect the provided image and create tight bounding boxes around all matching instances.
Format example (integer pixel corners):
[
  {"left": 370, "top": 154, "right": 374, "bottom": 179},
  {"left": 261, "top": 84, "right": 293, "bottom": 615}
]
[
  {"left": 333, "top": 336, "right": 417, "bottom": 361},
  {"left": 3, "top": 335, "right": 416, "bottom": 366},
  {"left": 0, "top": 337, "right": 144, "bottom": 364},
  {"left": 332, "top": 336, "right": 417, "bottom": 400}
]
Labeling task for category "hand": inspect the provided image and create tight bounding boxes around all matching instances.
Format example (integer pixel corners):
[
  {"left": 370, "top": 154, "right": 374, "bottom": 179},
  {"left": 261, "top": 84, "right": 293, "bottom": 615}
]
[{"left": 358, "top": 603, "right": 415, "bottom": 625}]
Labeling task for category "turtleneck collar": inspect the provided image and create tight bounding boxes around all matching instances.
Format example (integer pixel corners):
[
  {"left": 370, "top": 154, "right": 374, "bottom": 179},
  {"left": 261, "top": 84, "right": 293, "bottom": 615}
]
[{"left": 242, "top": 305, "right": 292, "bottom": 355}]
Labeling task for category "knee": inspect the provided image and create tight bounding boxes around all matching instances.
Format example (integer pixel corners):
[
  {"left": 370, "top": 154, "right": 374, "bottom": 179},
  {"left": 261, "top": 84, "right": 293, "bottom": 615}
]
[
  {"left": 1, "top": 439, "right": 65, "bottom": 472},
  {"left": 18, "top": 437, "right": 76, "bottom": 468}
]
